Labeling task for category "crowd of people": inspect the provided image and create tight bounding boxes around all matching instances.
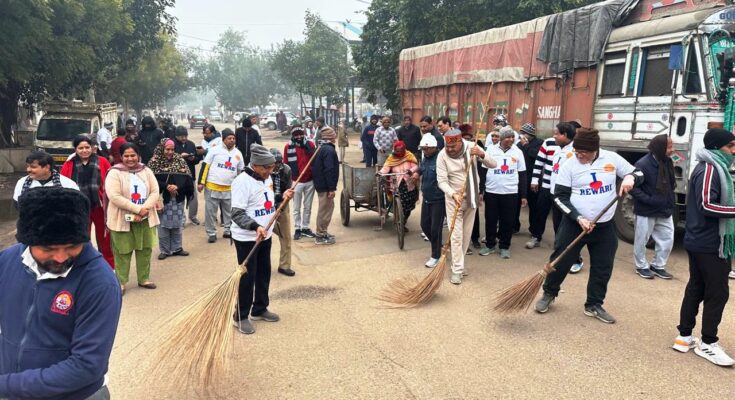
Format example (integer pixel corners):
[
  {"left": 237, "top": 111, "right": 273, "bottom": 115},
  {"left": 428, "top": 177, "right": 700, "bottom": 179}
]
[{"left": 4, "top": 110, "right": 735, "bottom": 398}]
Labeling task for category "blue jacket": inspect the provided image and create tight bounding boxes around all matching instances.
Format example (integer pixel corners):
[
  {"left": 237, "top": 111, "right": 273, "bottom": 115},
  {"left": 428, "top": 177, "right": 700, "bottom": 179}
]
[
  {"left": 420, "top": 152, "right": 444, "bottom": 204},
  {"left": 630, "top": 153, "right": 675, "bottom": 218},
  {"left": 684, "top": 161, "right": 735, "bottom": 255},
  {"left": 312, "top": 143, "right": 339, "bottom": 193},
  {"left": 361, "top": 124, "right": 378, "bottom": 152},
  {"left": 0, "top": 243, "right": 122, "bottom": 400}
]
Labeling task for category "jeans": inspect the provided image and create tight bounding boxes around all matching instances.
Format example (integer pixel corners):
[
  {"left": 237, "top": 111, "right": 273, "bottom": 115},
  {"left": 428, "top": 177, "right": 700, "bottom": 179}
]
[
  {"left": 484, "top": 192, "right": 518, "bottom": 250},
  {"left": 235, "top": 238, "right": 273, "bottom": 319},
  {"left": 365, "top": 147, "right": 378, "bottom": 167},
  {"left": 678, "top": 251, "right": 731, "bottom": 344},
  {"left": 292, "top": 181, "right": 315, "bottom": 230},
  {"left": 204, "top": 189, "right": 231, "bottom": 236},
  {"left": 542, "top": 217, "right": 617, "bottom": 307},
  {"left": 633, "top": 215, "right": 674, "bottom": 269},
  {"left": 421, "top": 200, "right": 445, "bottom": 259}
]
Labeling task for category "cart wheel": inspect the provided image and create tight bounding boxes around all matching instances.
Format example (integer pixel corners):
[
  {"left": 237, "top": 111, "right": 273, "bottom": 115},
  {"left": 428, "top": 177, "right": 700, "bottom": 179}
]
[
  {"left": 340, "top": 191, "right": 350, "bottom": 226},
  {"left": 394, "top": 198, "right": 405, "bottom": 250}
]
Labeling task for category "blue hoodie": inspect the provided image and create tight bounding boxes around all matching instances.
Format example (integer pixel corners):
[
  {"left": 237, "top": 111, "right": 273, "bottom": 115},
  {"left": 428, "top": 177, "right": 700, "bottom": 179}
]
[{"left": 0, "top": 242, "right": 122, "bottom": 400}]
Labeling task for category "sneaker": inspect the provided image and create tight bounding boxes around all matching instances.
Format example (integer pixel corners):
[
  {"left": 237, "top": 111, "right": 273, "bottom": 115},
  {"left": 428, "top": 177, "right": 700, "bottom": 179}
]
[
  {"left": 525, "top": 237, "right": 541, "bottom": 249},
  {"left": 315, "top": 235, "right": 335, "bottom": 245},
  {"left": 730, "top": 270, "right": 735, "bottom": 280},
  {"left": 650, "top": 266, "right": 673, "bottom": 280},
  {"left": 569, "top": 261, "right": 584, "bottom": 274},
  {"left": 499, "top": 249, "right": 511, "bottom": 259},
  {"left": 694, "top": 341, "right": 735, "bottom": 367},
  {"left": 251, "top": 310, "right": 280, "bottom": 322},
  {"left": 222, "top": 231, "right": 231, "bottom": 239},
  {"left": 232, "top": 318, "right": 255, "bottom": 334},
  {"left": 425, "top": 257, "right": 439, "bottom": 268},
  {"left": 208, "top": 235, "right": 216, "bottom": 243},
  {"left": 534, "top": 293, "right": 555, "bottom": 313},
  {"left": 472, "top": 240, "right": 481, "bottom": 249},
  {"left": 173, "top": 249, "right": 189, "bottom": 256},
  {"left": 636, "top": 268, "right": 654, "bottom": 279},
  {"left": 158, "top": 253, "right": 168, "bottom": 260},
  {"left": 190, "top": 217, "right": 201, "bottom": 225},
  {"left": 672, "top": 335, "right": 699, "bottom": 353},
  {"left": 584, "top": 304, "right": 616, "bottom": 324},
  {"left": 479, "top": 246, "right": 496, "bottom": 256},
  {"left": 420, "top": 232, "right": 430, "bottom": 242},
  {"left": 465, "top": 248, "right": 473, "bottom": 255},
  {"left": 450, "top": 272, "right": 462, "bottom": 285},
  {"left": 293, "top": 229, "right": 302, "bottom": 240},
  {"left": 301, "top": 228, "right": 316, "bottom": 238}
]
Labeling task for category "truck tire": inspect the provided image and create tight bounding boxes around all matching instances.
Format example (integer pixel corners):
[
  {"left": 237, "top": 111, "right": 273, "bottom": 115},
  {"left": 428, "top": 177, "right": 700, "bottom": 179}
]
[{"left": 614, "top": 193, "right": 636, "bottom": 244}]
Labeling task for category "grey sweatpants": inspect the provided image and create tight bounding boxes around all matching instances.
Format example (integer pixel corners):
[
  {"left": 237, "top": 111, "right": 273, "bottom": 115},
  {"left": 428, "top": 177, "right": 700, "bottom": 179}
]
[
  {"left": 205, "top": 189, "right": 232, "bottom": 237},
  {"left": 634, "top": 215, "right": 675, "bottom": 269},
  {"left": 187, "top": 191, "right": 198, "bottom": 221}
]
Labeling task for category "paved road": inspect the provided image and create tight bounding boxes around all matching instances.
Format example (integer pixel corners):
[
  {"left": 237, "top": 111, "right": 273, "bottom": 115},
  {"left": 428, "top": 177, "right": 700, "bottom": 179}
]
[{"left": 108, "top": 128, "right": 735, "bottom": 399}]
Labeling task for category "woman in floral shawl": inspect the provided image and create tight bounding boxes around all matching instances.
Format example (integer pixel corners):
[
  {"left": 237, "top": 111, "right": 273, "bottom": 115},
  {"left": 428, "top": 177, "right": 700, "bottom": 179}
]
[
  {"left": 148, "top": 138, "right": 194, "bottom": 259},
  {"left": 379, "top": 140, "right": 420, "bottom": 228}
]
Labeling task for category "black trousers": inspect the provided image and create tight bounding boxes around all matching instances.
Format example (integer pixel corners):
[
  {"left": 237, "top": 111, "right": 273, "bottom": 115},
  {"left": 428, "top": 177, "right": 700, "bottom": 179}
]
[
  {"left": 530, "top": 188, "right": 553, "bottom": 240},
  {"left": 421, "top": 200, "right": 445, "bottom": 259},
  {"left": 542, "top": 217, "right": 617, "bottom": 307},
  {"left": 678, "top": 251, "right": 731, "bottom": 344},
  {"left": 484, "top": 192, "right": 518, "bottom": 250},
  {"left": 514, "top": 182, "right": 535, "bottom": 233},
  {"left": 365, "top": 147, "right": 378, "bottom": 167},
  {"left": 234, "top": 238, "right": 272, "bottom": 319}
]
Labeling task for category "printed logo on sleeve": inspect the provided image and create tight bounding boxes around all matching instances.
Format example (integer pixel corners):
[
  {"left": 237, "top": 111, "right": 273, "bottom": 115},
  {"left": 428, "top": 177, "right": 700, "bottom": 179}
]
[{"left": 51, "top": 291, "right": 73, "bottom": 316}]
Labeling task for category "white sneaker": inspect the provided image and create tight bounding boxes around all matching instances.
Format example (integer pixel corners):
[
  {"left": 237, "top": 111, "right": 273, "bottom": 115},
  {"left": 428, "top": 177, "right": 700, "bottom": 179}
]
[
  {"left": 450, "top": 272, "right": 462, "bottom": 285},
  {"left": 672, "top": 335, "right": 699, "bottom": 353},
  {"left": 729, "top": 270, "right": 735, "bottom": 279},
  {"left": 424, "top": 257, "right": 439, "bottom": 268},
  {"left": 570, "top": 261, "right": 584, "bottom": 274},
  {"left": 694, "top": 341, "right": 735, "bottom": 366},
  {"left": 525, "top": 237, "right": 541, "bottom": 249},
  {"left": 420, "top": 232, "right": 429, "bottom": 242}
]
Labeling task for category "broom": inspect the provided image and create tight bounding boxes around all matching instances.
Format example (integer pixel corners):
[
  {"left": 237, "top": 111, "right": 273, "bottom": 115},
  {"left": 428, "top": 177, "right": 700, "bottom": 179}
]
[
  {"left": 150, "top": 145, "right": 322, "bottom": 389},
  {"left": 377, "top": 155, "right": 474, "bottom": 308},
  {"left": 492, "top": 195, "right": 621, "bottom": 313}
]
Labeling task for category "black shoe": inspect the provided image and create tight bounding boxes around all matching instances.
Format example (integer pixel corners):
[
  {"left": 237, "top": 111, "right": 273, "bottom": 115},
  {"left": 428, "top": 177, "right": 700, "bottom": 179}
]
[
  {"left": 278, "top": 268, "right": 296, "bottom": 277},
  {"left": 208, "top": 235, "right": 216, "bottom": 243},
  {"left": 222, "top": 231, "right": 231, "bottom": 239},
  {"left": 636, "top": 268, "right": 654, "bottom": 279},
  {"left": 158, "top": 253, "right": 168, "bottom": 260},
  {"left": 301, "top": 228, "right": 316, "bottom": 238},
  {"left": 293, "top": 229, "right": 302, "bottom": 240},
  {"left": 650, "top": 266, "right": 673, "bottom": 279},
  {"left": 472, "top": 240, "right": 481, "bottom": 249},
  {"left": 173, "top": 249, "right": 189, "bottom": 256}
]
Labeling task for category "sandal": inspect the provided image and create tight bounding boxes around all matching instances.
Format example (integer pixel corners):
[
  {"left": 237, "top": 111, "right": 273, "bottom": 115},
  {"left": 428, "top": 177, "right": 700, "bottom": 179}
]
[{"left": 137, "top": 281, "right": 157, "bottom": 289}]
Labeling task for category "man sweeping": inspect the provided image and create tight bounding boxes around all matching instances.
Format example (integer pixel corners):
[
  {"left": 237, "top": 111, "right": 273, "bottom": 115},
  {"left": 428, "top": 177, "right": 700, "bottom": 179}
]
[
  {"left": 437, "top": 129, "right": 497, "bottom": 285},
  {"left": 673, "top": 128, "right": 735, "bottom": 366},
  {"left": 533, "top": 129, "right": 643, "bottom": 323},
  {"left": 231, "top": 144, "right": 294, "bottom": 335}
]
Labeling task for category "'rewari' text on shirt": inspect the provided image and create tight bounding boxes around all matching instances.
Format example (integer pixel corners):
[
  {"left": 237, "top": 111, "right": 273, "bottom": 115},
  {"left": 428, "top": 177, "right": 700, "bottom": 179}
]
[{"left": 484, "top": 144, "right": 526, "bottom": 194}]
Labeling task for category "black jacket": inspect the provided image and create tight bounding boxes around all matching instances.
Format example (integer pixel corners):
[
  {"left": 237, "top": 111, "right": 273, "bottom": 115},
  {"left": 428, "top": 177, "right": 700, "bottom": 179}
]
[
  {"left": 397, "top": 124, "right": 421, "bottom": 153},
  {"left": 630, "top": 153, "right": 675, "bottom": 218},
  {"left": 272, "top": 164, "right": 293, "bottom": 207},
  {"left": 517, "top": 137, "right": 543, "bottom": 185},
  {"left": 684, "top": 161, "right": 735, "bottom": 255},
  {"left": 174, "top": 139, "right": 202, "bottom": 181},
  {"left": 312, "top": 143, "right": 339, "bottom": 192},
  {"left": 155, "top": 172, "right": 194, "bottom": 204},
  {"left": 235, "top": 127, "right": 263, "bottom": 165}
]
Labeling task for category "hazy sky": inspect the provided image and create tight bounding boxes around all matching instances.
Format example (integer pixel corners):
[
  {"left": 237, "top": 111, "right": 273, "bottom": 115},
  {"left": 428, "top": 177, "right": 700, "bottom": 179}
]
[{"left": 170, "top": 0, "right": 368, "bottom": 51}]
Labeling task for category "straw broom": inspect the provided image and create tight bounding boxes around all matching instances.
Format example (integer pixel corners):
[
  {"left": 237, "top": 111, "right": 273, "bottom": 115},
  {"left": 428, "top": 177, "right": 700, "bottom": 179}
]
[
  {"left": 150, "top": 145, "right": 322, "bottom": 389},
  {"left": 377, "top": 155, "right": 474, "bottom": 308},
  {"left": 493, "top": 195, "right": 621, "bottom": 313}
]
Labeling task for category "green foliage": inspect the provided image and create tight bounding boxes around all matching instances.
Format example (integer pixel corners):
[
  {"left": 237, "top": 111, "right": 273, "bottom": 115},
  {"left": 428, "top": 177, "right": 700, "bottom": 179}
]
[
  {"left": 353, "top": 0, "right": 597, "bottom": 113},
  {"left": 192, "top": 29, "right": 282, "bottom": 110},
  {"left": 271, "top": 11, "right": 352, "bottom": 105}
]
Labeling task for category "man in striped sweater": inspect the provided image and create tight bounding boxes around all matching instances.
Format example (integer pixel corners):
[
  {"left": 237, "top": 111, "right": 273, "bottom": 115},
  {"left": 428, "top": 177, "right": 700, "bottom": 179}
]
[{"left": 528, "top": 128, "right": 560, "bottom": 247}]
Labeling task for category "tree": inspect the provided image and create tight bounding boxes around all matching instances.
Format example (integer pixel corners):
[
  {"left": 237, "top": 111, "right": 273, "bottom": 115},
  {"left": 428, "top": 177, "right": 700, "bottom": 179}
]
[
  {"left": 192, "top": 29, "right": 282, "bottom": 111},
  {"left": 353, "top": 0, "right": 597, "bottom": 114}
]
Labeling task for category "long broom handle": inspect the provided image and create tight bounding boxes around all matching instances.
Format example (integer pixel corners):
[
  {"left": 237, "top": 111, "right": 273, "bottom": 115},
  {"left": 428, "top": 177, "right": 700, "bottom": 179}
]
[
  {"left": 239, "top": 145, "right": 323, "bottom": 268},
  {"left": 441, "top": 155, "right": 475, "bottom": 251},
  {"left": 547, "top": 195, "right": 621, "bottom": 269}
]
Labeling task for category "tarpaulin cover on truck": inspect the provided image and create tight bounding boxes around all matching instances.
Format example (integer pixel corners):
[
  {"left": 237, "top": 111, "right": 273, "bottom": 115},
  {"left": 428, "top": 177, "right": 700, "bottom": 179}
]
[{"left": 537, "top": 0, "right": 639, "bottom": 75}]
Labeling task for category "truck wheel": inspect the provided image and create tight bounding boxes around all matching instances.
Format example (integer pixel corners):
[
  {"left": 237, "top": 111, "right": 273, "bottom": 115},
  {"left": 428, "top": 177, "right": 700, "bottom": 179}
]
[{"left": 614, "top": 193, "right": 636, "bottom": 244}]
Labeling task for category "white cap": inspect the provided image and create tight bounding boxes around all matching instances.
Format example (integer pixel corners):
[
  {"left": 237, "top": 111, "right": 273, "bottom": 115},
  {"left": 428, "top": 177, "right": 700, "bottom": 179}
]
[{"left": 419, "top": 134, "right": 438, "bottom": 148}]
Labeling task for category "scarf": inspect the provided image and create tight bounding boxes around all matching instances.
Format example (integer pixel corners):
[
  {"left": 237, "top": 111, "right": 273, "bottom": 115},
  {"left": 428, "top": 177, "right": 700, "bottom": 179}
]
[
  {"left": 271, "top": 166, "right": 283, "bottom": 205},
  {"left": 71, "top": 155, "right": 101, "bottom": 205},
  {"left": 697, "top": 148, "right": 735, "bottom": 258},
  {"left": 21, "top": 169, "right": 62, "bottom": 196},
  {"left": 648, "top": 135, "right": 674, "bottom": 194},
  {"left": 383, "top": 150, "right": 418, "bottom": 168},
  {"left": 286, "top": 138, "right": 314, "bottom": 176},
  {"left": 147, "top": 139, "right": 190, "bottom": 176}
]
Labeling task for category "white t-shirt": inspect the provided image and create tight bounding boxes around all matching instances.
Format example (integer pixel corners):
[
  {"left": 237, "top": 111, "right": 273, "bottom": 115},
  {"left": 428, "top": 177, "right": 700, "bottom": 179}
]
[
  {"left": 230, "top": 172, "right": 275, "bottom": 242},
  {"left": 549, "top": 142, "right": 575, "bottom": 193},
  {"left": 203, "top": 145, "right": 244, "bottom": 186},
  {"left": 484, "top": 144, "right": 526, "bottom": 194},
  {"left": 96, "top": 127, "right": 113, "bottom": 148},
  {"left": 555, "top": 149, "right": 634, "bottom": 223},
  {"left": 13, "top": 174, "right": 79, "bottom": 201},
  {"left": 201, "top": 136, "right": 222, "bottom": 153},
  {"left": 128, "top": 173, "right": 149, "bottom": 205}
]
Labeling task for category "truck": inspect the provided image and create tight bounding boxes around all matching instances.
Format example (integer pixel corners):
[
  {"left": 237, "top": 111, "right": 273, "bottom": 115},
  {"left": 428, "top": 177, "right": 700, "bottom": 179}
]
[
  {"left": 34, "top": 101, "right": 118, "bottom": 165},
  {"left": 398, "top": 0, "right": 735, "bottom": 242}
]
